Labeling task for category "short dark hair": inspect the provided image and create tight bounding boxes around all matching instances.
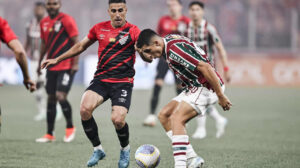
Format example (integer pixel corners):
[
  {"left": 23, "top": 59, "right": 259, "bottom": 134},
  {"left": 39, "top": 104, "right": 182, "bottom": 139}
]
[
  {"left": 189, "top": 1, "right": 204, "bottom": 9},
  {"left": 136, "top": 29, "right": 158, "bottom": 49},
  {"left": 109, "top": 0, "right": 126, "bottom": 4},
  {"left": 176, "top": 0, "right": 182, "bottom": 5},
  {"left": 35, "top": 1, "right": 45, "bottom": 7}
]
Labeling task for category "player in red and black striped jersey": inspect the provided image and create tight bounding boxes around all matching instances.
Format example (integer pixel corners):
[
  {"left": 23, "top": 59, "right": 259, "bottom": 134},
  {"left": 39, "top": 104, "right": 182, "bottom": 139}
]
[
  {"left": 0, "top": 17, "right": 36, "bottom": 92},
  {"left": 42, "top": 0, "right": 140, "bottom": 167},
  {"left": 36, "top": 0, "right": 79, "bottom": 144},
  {"left": 143, "top": 0, "right": 190, "bottom": 127}
]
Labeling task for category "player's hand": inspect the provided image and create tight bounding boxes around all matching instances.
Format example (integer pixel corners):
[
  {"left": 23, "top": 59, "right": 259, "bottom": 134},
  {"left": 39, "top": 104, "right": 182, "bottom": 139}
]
[
  {"left": 71, "top": 64, "right": 79, "bottom": 75},
  {"left": 23, "top": 78, "right": 36, "bottom": 92},
  {"left": 37, "top": 66, "right": 42, "bottom": 76},
  {"left": 224, "top": 71, "right": 231, "bottom": 83},
  {"left": 218, "top": 94, "right": 232, "bottom": 111},
  {"left": 41, "top": 59, "right": 58, "bottom": 69}
]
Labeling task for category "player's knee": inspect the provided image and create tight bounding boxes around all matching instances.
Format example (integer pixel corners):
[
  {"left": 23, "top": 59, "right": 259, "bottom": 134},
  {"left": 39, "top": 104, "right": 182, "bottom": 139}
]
[
  {"left": 80, "top": 104, "right": 93, "bottom": 120},
  {"left": 56, "top": 92, "right": 66, "bottom": 102},
  {"left": 155, "top": 79, "right": 164, "bottom": 86},
  {"left": 170, "top": 112, "right": 184, "bottom": 125},
  {"left": 111, "top": 115, "right": 125, "bottom": 129},
  {"left": 47, "top": 95, "right": 57, "bottom": 104}
]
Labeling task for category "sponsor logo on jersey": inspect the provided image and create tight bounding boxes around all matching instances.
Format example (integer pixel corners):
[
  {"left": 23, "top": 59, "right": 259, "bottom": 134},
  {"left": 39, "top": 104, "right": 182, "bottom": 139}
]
[
  {"left": 101, "top": 29, "right": 110, "bottom": 32},
  {"left": 109, "top": 38, "right": 116, "bottom": 42}
]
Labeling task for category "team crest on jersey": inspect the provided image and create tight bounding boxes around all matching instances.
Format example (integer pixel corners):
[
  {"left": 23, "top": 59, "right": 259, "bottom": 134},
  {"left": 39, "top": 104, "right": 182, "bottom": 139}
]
[
  {"left": 119, "top": 35, "right": 129, "bottom": 45},
  {"left": 54, "top": 21, "right": 62, "bottom": 32},
  {"left": 99, "top": 34, "right": 105, "bottom": 40},
  {"left": 109, "top": 38, "right": 116, "bottom": 42}
]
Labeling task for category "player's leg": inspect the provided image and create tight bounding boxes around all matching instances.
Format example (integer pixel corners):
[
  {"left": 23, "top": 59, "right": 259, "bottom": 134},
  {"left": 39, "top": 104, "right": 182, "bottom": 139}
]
[
  {"left": 83, "top": 80, "right": 109, "bottom": 167},
  {"left": 143, "top": 57, "right": 169, "bottom": 127},
  {"left": 192, "top": 115, "right": 207, "bottom": 139},
  {"left": 110, "top": 83, "right": 133, "bottom": 168},
  {"left": 158, "top": 100, "right": 200, "bottom": 166},
  {"left": 170, "top": 101, "right": 198, "bottom": 168},
  {"left": 207, "top": 105, "right": 228, "bottom": 138},
  {"left": 36, "top": 71, "right": 57, "bottom": 142},
  {"left": 56, "top": 70, "right": 75, "bottom": 142},
  {"left": 30, "top": 60, "right": 46, "bottom": 121}
]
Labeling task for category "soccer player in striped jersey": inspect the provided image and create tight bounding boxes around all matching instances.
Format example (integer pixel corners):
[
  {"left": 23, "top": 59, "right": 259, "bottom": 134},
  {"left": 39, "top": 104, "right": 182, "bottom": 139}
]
[
  {"left": 136, "top": 29, "right": 232, "bottom": 168},
  {"left": 42, "top": 0, "right": 140, "bottom": 167},
  {"left": 36, "top": 0, "right": 79, "bottom": 143},
  {"left": 187, "top": 1, "right": 231, "bottom": 139}
]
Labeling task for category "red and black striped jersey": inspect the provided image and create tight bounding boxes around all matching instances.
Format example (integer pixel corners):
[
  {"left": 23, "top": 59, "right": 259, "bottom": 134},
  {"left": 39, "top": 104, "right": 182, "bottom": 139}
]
[
  {"left": 87, "top": 21, "right": 140, "bottom": 83},
  {"left": 40, "top": 12, "right": 78, "bottom": 71},
  {"left": 0, "top": 17, "right": 17, "bottom": 48}
]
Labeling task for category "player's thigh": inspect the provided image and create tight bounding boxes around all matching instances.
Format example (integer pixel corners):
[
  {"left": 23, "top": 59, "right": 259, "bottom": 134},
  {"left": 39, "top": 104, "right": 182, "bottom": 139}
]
[
  {"left": 159, "top": 100, "right": 179, "bottom": 118},
  {"left": 80, "top": 90, "right": 104, "bottom": 113},
  {"left": 110, "top": 83, "right": 133, "bottom": 112},
  {"left": 45, "top": 70, "right": 57, "bottom": 95},
  {"left": 56, "top": 70, "right": 74, "bottom": 94},
  {"left": 172, "top": 101, "right": 198, "bottom": 123}
]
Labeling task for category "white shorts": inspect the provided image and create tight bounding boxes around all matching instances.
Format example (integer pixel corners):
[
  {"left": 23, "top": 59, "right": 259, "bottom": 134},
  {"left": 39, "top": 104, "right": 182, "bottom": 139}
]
[
  {"left": 172, "top": 85, "right": 225, "bottom": 115},
  {"left": 30, "top": 60, "right": 46, "bottom": 82}
]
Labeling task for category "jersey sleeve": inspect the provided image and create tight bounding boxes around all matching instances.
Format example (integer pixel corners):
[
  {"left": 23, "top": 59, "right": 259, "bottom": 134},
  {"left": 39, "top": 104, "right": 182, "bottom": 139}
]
[
  {"left": 40, "top": 21, "right": 45, "bottom": 41},
  {"left": 87, "top": 24, "right": 97, "bottom": 41},
  {"left": 0, "top": 17, "right": 17, "bottom": 44},
  {"left": 130, "top": 25, "right": 141, "bottom": 42},
  {"left": 169, "top": 42, "right": 207, "bottom": 71},
  {"left": 62, "top": 15, "right": 79, "bottom": 38},
  {"left": 207, "top": 23, "right": 221, "bottom": 44},
  {"left": 157, "top": 17, "right": 164, "bottom": 36}
]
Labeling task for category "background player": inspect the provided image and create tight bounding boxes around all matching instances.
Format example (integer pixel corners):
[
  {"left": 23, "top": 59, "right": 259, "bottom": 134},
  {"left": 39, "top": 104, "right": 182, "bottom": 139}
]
[
  {"left": 35, "top": 0, "right": 79, "bottom": 143},
  {"left": 25, "top": 2, "right": 62, "bottom": 121},
  {"left": 41, "top": 0, "right": 140, "bottom": 167},
  {"left": 143, "top": 0, "right": 190, "bottom": 127},
  {"left": 136, "top": 29, "right": 232, "bottom": 168},
  {"left": 187, "top": 1, "right": 230, "bottom": 139},
  {"left": 0, "top": 16, "right": 36, "bottom": 92}
]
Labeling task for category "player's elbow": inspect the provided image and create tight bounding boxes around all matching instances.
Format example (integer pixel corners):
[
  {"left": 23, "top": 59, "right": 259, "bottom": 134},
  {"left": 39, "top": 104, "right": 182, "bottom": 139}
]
[{"left": 196, "top": 62, "right": 211, "bottom": 73}]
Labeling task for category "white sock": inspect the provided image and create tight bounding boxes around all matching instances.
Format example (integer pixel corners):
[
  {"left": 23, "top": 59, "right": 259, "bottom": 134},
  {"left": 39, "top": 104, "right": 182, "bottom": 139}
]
[
  {"left": 94, "top": 144, "right": 103, "bottom": 151},
  {"left": 167, "top": 130, "right": 197, "bottom": 159},
  {"left": 121, "top": 144, "right": 130, "bottom": 151},
  {"left": 196, "top": 115, "right": 207, "bottom": 131},
  {"left": 172, "top": 135, "right": 188, "bottom": 167},
  {"left": 207, "top": 105, "right": 225, "bottom": 123}
]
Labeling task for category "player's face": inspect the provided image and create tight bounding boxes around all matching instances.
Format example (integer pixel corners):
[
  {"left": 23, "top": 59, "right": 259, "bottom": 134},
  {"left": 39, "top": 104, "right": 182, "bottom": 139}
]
[
  {"left": 46, "top": 0, "right": 61, "bottom": 18},
  {"left": 108, "top": 3, "right": 127, "bottom": 28},
  {"left": 189, "top": 5, "right": 204, "bottom": 21},
  {"left": 34, "top": 6, "right": 46, "bottom": 20},
  {"left": 139, "top": 41, "right": 163, "bottom": 63},
  {"left": 167, "top": 0, "right": 182, "bottom": 16}
]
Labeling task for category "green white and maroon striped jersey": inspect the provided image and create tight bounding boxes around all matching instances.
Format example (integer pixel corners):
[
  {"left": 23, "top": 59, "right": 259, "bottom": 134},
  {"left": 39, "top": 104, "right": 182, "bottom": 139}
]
[
  {"left": 163, "top": 34, "right": 224, "bottom": 90},
  {"left": 186, "top": 19, "right": 220, "bottom": 68}
]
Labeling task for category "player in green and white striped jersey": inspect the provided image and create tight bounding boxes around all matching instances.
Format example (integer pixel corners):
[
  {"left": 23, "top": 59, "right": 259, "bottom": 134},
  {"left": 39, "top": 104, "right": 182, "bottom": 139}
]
[
  {"left": 136, "top": 29, "right": 232, "bottom": 168},
  {"left": 187, "top": 1, "right": 230, "bottom": 139}
]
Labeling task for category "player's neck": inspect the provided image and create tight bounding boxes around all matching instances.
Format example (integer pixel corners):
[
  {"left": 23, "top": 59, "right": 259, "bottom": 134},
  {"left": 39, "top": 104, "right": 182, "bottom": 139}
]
[
  {"left": 49, "top": 12, "right": 60, "bottom": 19},
  {"left": 193, "top": 18, "right": 203, "bottom": 27},
  {"left": 171, "top": 13, "right": 182, "bottom": 20}
]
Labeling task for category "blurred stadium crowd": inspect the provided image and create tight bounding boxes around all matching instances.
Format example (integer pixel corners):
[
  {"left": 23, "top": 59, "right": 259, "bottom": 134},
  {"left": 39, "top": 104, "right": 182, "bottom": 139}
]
[{"left": 0, "top": 0, "right": 299, "bottom": 56}]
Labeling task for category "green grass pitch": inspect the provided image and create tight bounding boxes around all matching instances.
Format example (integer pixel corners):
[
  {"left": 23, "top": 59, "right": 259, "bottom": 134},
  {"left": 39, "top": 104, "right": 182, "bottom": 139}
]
[{"left": 0, "top": 85, "right": 300, "bottom": 168}]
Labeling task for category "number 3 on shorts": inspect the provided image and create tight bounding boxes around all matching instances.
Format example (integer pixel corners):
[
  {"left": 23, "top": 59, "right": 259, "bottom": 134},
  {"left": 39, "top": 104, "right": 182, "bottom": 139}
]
[
  {"left": 121, "top": 90, "right": 127, "bottom": 97},
  {"left": 62, "top": 73, "right": 70, "bottom": 86}
]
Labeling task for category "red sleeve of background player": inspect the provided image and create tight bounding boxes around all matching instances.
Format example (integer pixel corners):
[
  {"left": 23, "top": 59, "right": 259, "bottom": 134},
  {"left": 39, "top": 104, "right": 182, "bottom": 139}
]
[
  {"left": 156, "top": 17, "right": 164, "bottom": 36},
  {"left": 62, "top": 15, "right": 79, "bottom": 38},
  {"left": 0, "top": 17, "right": 17, "bottom": 44},
  {"left": 131, "top": 25, "right": 141, "bottom": 42},
  {"left": 40, "top": 20, "right": 45, "bottom": 41},
  {"left": 87, "top": 24, "right": 97, "bottom": 41}
]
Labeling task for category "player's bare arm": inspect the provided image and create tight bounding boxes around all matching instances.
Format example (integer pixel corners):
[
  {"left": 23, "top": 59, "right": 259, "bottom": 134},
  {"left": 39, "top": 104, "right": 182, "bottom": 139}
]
[
  {"left": 37, "top": 40, "right": 46, "bottom": 76},
  {"left": 196, "top": 61, "right": 232, "bottom": 111},
  {"left": 215, "top": 40, "right": 230, "bottom": 82},
  {"left": 8, "top": 39, "right": 36, "bottom": 92},
  {"left": 69, "top": 36, "right": 80, "bottom": 74},
  {"left": 41, "top": 37, "right": 95, "bottom": 69}
]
